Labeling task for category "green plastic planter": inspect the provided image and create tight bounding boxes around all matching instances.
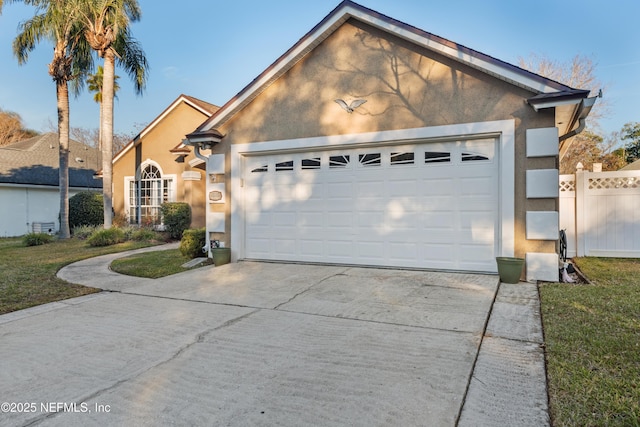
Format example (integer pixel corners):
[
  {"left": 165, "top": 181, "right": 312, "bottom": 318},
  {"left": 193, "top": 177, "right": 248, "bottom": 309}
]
[
  {"left": 212, "top": 247, "right": 231, "bottom": 266},
  {"left": 496, "top": 257, "right": 525, "bottom": 283}
]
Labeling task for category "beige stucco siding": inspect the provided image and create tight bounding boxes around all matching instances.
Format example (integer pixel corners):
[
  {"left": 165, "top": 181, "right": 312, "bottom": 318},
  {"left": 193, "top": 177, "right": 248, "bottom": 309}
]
[
  {"left": 213, "top": 18, "right": 556, "bottom": 259},
  {"left": 113, "top": 102, "right": 209, "bottom": 227}
]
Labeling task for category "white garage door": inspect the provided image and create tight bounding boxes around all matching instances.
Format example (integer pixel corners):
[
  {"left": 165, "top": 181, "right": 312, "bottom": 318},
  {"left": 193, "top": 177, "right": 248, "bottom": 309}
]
[{"left": 243, "top": 139, "right": 499, "bottom": 272}]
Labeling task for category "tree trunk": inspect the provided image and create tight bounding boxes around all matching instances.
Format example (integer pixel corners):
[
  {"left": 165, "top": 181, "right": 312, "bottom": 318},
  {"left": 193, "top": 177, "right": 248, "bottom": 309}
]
[
  {"left": 57, "top": 80, "right": 71, "bottom": 238},
  {"left": 101, "top": 49, "right": 115, "bottom": 229}
]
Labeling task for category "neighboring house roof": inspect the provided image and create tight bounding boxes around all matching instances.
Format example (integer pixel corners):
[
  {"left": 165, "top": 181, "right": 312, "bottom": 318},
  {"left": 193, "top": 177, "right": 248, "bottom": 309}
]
[
  {"left": 620, "top": 159, "right": 640, "bottom": 171},
  {"left": 191, "top": 0, "right": 594, "bottom": 141},
  {"left": 112, "top": 94, "right": 220, "bottom": 164},
  {"left": 0, "top": 133, "right": 102, "bottom": 188}
]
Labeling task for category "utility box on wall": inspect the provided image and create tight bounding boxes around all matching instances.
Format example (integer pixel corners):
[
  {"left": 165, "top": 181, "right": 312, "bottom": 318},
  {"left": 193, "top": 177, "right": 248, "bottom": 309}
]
[{"left": 208, "top": 155, "right": 225, "bottom": 204}]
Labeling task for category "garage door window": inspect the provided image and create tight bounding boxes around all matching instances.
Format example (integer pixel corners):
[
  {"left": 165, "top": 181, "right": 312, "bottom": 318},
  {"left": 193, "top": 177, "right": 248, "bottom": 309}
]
[
  {"left": 391, "top": 152, "right": 415, "bottom": 165},
  {"left": 302, "top": 158, "right": 321, "bottom": 170},
  {"left": 329, "top": 155, "right": 350, "bottom": 169},
  {"left": 251, "top": 165, "right": 268, "bottom": 173},
  {"left": 424, "top": 151, "right": 451, "bottom": 163},
  {"left": 462, "top": 152, "right": 490, "bottom": 162},
  {"left": 359, "top": 153, "right": 381, "bottom": 167},
  {"left": 275, "top": 160, "right": 294, "bottom": 171}
]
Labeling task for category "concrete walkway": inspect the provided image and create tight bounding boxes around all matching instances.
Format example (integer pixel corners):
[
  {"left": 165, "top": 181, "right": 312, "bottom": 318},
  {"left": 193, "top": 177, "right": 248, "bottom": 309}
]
[{"left": 0, "top": 244, "right": 549, "bottom": 426}]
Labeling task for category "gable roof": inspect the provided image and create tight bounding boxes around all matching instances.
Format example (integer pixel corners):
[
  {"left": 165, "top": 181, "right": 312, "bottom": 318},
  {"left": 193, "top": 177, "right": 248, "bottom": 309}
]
[
  {"left": 192, "top": 0, "right": 591, "bottom": 137},
  {"left": 620, "top": 158, "right": 640, "bottom": 171},
  {"left": 0, "top": 133, "right": 102, "bottom": 188},
  {"left": 112, "top": 94, "right": 219, "bottom": 163}
]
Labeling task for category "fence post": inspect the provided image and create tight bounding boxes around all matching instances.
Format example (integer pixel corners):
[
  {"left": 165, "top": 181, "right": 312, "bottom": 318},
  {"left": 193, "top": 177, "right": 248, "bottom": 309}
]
[{"left": 575, "top": 163, "right": 586, "bottom": 257}]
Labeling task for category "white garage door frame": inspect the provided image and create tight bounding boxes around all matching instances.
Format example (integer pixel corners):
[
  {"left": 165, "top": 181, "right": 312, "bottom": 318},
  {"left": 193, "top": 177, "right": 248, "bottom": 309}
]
[{"left": 230, "top": 120, "right": 515, "bottom": 268}]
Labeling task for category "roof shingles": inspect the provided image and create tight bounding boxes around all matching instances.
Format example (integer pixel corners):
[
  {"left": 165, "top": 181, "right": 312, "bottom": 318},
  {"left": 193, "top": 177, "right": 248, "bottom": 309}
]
[{"left": 0, "top": 133, "right": 102, "bottom": 188}]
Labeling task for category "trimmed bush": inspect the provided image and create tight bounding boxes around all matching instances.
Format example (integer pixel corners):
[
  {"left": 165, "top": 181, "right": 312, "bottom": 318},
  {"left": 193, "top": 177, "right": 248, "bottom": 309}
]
[
  {"left": 22, "top": 232, "right": 54, "bottom": 246},
  {"left": 179, "top": 228, "right": 206, "bottom": 259},
  {"left": 161, "top": 202, "right": 192, "bottom": 240},
  {"left": 87, "top": 228, "right": 125, "bottom": 247},
  {"left": 69, "top": 191, "right": 103, "bottom": 228}
]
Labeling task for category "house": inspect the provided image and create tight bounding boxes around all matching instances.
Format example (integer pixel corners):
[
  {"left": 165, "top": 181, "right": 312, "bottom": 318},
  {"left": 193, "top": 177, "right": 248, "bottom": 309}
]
[
  {"left": 620, "top": 158, "right": 640, "bottom": 171},
  {"left": 0, "top": 133, "right": 102, "bottom": 237},
  {"left": 185, "top": 1, "right": 596, "bottom": 282},
  {"left": 112, "top": 95, "right": 219, "bottom": 227}
]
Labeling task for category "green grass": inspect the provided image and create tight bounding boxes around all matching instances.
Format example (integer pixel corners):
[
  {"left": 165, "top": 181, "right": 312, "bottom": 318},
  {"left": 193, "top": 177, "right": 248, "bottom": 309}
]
[
  {"left": 0, "top": 237, "right": 158, "bottom": 315},
  {"left": 110, "top": 249, "right": 212, "bottom": 278},
  {"left": 540, "top": 257, "right": 640, "bottom": 426}
]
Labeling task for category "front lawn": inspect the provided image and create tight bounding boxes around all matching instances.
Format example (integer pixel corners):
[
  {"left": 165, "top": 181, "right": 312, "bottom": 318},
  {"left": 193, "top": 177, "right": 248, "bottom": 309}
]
[
  {"left": 0, "top": 237, "right": 157, "bottom": 314},
  {"left": 540, "top": 257, "right": 640, "bottom": 426},
  {"left": 110, "top": 249, "right": 212, "bottom": 278}
]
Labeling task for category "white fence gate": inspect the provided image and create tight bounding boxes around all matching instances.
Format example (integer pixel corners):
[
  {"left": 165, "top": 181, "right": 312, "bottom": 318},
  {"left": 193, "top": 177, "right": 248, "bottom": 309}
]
[{"left": 560, "top": 170, "right": 640, "bottom": 258}]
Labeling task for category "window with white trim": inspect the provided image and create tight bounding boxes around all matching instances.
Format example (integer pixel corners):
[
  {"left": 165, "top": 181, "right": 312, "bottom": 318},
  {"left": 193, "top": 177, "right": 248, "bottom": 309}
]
[{"left": 126, "top": 163, "right": 175, "bottom": 225}]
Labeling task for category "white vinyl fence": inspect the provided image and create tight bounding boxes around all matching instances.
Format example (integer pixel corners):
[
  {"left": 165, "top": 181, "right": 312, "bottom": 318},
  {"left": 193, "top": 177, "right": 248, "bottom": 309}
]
[{"left": 560, "top": 169, "right": 640, "bottom": 258}]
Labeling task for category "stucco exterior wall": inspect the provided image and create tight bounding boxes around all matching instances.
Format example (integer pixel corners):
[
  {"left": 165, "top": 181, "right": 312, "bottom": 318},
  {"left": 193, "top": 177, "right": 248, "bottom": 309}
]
[
  {"left": 112, "top": 101, "right": 209, "bottom": 228},
  {"left": 211, "top": 19, "right": 556, "bottom": 259}
]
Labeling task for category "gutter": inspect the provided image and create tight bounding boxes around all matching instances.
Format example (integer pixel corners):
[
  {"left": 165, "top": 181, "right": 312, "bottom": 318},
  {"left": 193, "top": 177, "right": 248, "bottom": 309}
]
[{"left": 558, "top": 95, "right": 598, "bottom": 160}]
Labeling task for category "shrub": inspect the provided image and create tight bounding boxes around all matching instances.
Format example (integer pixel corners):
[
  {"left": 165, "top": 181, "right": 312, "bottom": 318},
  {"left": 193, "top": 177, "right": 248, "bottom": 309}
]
[
  {"left": 22, "top": 232, "right": 54, "bottom": 246},
  {"left": 72, "top": 225, "right": 99, "bottom": 240},
  {"left": 130, "top": 228, "right": 160, "bottom": 242},
  {"left": 119, "top": 225, "right": 138, "bottom": 241},
  {"left": 87, "top": 228, "right": 125, "bottom": 247},
  {"left": 161, "top": 202, "right": 192, "bottom": 240},
  {"left": 179, "top": 228, "right": 206, "bottom": 259},
  {"left": 69, "top": 191, "right": 103, "bottom": 228}
]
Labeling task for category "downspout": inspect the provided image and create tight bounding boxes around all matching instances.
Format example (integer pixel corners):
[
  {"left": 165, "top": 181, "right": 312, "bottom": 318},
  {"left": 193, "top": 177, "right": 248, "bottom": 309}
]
[
  {"left": 558, "top": 95, "right": 598, "bottom": 161},
  {"left": 184, "top": 129, "right": 224, "bottom": 260},
  {"left": 559, "top": 117, "right": 586, "bottom": 143},
  {"left": 191, "top": 144, "right": 212, "bottom": 257},
  {"left": 192, "top": 144, "right": 208, "bottom": 163}
]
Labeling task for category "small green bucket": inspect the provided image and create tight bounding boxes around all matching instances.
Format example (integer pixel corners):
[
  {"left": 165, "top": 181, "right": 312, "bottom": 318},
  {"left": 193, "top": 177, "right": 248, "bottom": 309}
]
[
  {"left": 496, "top": 257, "right": 525, "bottom": 283},
  {"left": 212, "top": 248, "right": 231, "bottom": 266}
]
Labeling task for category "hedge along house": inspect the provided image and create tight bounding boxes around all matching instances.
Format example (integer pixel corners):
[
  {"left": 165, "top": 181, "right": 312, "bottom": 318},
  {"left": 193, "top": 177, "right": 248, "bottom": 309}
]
[
  {"left": 112, "top": 95, "right": 219, "bottom": 228},
  {"left": 186, "top": 1, "right": 596, "bottom": 281}
]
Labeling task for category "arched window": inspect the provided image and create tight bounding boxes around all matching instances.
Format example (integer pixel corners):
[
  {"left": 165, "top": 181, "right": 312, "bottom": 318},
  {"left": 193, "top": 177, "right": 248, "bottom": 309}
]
[{"left": 128, "top": 163, "right": 175, "bottom": 225}]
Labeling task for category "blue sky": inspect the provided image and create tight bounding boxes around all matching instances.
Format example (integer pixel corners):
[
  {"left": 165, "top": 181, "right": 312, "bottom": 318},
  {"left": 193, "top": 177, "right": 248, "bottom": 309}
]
[{"left": 0, "top": 0, "right": 638, "bottom": 140}]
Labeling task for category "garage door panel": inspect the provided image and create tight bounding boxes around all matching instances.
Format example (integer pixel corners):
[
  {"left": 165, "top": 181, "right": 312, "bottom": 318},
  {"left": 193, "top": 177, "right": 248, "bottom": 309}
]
[
  {"left": 273, "top": 211, "right": 296, "bottom": 226},
  {"left": 357, "top": 242, "right": 385, "bottom": 259},
  {"left": 422, "top": 243, "right": 456, "bottom": 261},
  {"left": 327, "top": 211, "right": 353, "bottom": 228},
  {"left": 298, "top": 212, "right": 325, "bottom": 228},
  {"left": 300, "top": 239, "right": 323, "bottom": 256},
  {"left": 460, "top": 178, "right": 495, "bottom": 196},
  {"left": 243, "top": 138, "right": 499, "bottom": 272},
  {"left": 420, "top": 178, "right": 455, "bottom": 196},
  {"left": 327, "top": 240, "right": 355, "bottom": 258},
  {"left": 274, "top": 239, "right": 296, "bottom": 257},
  {"left": 421, "top": 212, "right": 455, "bottom": 229},
  {"left": 387, "top": 180, "right": 419, "bottom": 197}
]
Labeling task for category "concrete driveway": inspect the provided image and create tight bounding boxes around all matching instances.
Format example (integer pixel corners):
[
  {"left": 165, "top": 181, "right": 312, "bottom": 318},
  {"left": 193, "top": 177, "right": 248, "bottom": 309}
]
[{"left": 0, "top": 245, "right": 548, "bottom": 426}]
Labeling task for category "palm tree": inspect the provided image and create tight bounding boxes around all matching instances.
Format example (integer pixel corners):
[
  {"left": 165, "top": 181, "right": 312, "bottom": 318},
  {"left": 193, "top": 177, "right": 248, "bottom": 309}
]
[
  {"left": 87, "top": 64, "right": 120, "bottom": 152},
  {"left": 87, "top": 65, "right": 120, "bottom": 103},
  {"left": 13, "top": 0, "right": 93, "bottom": 238},
  {"left": 79, "top": 0, "right": 148, "bottom": 229}
]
